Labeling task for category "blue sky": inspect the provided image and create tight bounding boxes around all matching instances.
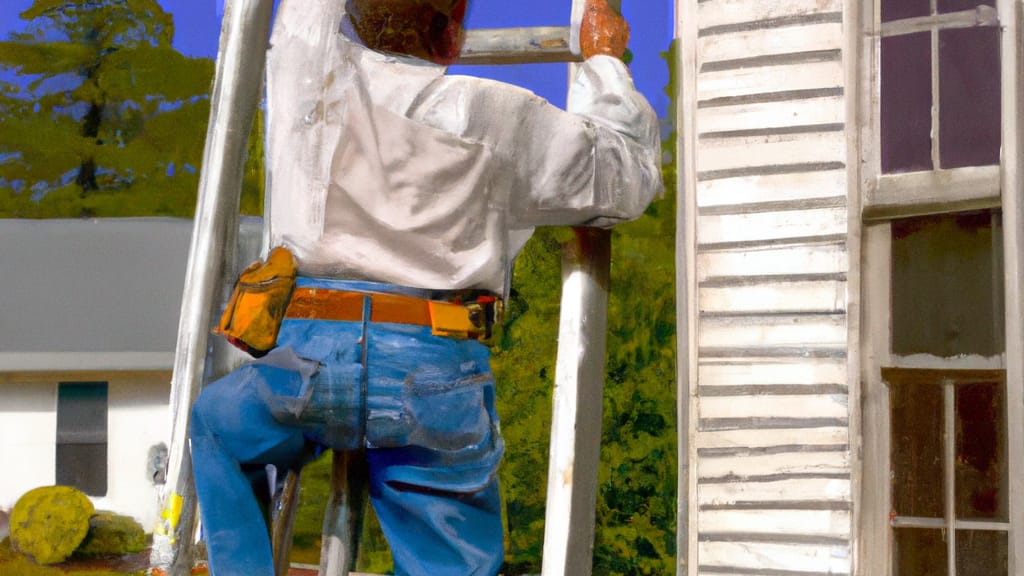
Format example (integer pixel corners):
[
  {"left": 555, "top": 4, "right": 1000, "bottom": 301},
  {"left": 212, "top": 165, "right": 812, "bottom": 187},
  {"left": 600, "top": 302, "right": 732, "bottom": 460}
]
[{"left": 1, "top": 0, "right": 672, "bottom": 115}]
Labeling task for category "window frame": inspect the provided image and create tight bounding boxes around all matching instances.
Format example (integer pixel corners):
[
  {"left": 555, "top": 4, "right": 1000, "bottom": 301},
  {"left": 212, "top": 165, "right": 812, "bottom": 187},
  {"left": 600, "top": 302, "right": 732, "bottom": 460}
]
[
  {"left": 860, "top": 1, "right": 1003, "bottom": 221},
  {"left": 856, "top": 0, "right": 1024, "bottom": 574},
  {"left": 882, "top": 368, "right": 1009, "bottom": 552}
]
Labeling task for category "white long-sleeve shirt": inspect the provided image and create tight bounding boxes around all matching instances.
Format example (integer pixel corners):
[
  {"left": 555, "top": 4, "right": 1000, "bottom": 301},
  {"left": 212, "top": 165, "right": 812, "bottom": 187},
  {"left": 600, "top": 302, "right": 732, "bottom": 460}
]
[{"left": 265, "top": 0, "right": 663, "bottom": 295}]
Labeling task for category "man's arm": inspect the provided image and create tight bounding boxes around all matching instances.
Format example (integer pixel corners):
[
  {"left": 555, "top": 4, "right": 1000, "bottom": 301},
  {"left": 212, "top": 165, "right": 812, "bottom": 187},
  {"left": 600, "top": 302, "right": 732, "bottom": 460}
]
[{"left": 511, "top": 0, "right": 661, "bottom": 228}]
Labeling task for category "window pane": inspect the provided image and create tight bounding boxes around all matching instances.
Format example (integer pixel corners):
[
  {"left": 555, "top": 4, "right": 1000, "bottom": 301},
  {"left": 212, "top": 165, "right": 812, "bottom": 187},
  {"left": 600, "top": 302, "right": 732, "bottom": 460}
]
[
  {"left": 955, "top": 381, "right": 1007, "bottom": 521},
  {"left": 56, "top": 443, "right": 108, "bottom": 497},
  {"left": 882, "top": 33, "right": 933, "bottom": 173},
  {"left": 892, "top": 210, "right": 1004, "bottom": 357},
  {"left": 894, "top": 528, "right": 948, "bottom": 575},
  {"left": 890, "top": 378, "right": 944, "bottom": 518},
  {"left": 882, "top": 0, "right": 930, "bottom": 22},
  {"left": 939, "top": 27, "right": 1001, "bottom": 168},
  {"left": 56, "top": 382, "right": 108, "bottom": 443},
  {"left": 56, "top": 382, "right": 108, "bottom": 496},
  {"left": 938, "top": 0, "right": 995, "bottom": 13},
  {"left": 956, "top": 530, "right": 1008, "bottom": 576}
]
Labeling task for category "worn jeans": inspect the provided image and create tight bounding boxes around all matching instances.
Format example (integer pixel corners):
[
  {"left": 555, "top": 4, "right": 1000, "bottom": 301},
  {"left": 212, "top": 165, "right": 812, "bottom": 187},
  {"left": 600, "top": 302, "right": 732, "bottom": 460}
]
[{"left": 190, "top": 278, "right": 505, "bottom": 576}]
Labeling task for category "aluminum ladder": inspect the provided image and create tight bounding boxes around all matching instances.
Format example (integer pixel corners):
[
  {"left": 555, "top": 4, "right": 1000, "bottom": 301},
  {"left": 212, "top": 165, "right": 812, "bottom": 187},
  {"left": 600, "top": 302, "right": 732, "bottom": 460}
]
[{"left": 154, "top": 1, "right": 617, "bottom": 574}]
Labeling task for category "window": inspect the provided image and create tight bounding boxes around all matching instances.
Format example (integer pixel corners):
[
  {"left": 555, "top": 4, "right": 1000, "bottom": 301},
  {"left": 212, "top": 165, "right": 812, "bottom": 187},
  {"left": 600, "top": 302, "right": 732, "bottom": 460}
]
[
  {"left": 859, "top": 0, "right": 1024, "bottom": 574},
  {"left": 879, "top": 1, "right": 1000, "bottom": 173},
  {"left": 56, "top": 382, "right": 108, "bottom": 496},
  {"left": 885, "top": 368, "right": 1008, "bottom": 575},
  {"left": 864, "top": 0, "right": 1002, "bottom": 217},
  {"left": 861, "top": 208, "right": 1009, "bottom": 575}
]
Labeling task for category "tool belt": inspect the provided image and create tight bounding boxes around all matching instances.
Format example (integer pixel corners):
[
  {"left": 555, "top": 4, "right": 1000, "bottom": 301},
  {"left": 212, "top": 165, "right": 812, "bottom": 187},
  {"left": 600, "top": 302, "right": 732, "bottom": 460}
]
[
  {"left": 285, "top": 286, "right": 502, "bottom": 341},
  {"left": 216, "top": 246, "right": 501, "bottom": 357}
]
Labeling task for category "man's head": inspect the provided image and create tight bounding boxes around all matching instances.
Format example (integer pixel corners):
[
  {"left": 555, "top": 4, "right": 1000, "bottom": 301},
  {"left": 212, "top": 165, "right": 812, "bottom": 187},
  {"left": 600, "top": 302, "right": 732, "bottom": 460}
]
[{"left": 346, "top": 0, "right": 469, "bottom": 65}]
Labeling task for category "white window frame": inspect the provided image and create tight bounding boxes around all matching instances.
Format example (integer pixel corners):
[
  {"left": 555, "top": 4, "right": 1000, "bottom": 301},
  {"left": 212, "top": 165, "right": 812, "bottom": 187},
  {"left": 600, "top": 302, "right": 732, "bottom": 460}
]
[
  {"left": 861, "top": 1, "right": 1002, "bottom": 220},
  {"left": 855, "top": 0, "right": 1024, "bottom": 574}
]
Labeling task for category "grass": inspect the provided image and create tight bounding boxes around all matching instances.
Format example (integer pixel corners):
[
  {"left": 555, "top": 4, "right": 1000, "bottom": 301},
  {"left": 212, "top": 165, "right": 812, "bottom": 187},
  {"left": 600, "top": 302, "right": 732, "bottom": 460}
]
[{"left": 0, "top": 538, "right": 145, "bottom": 576}]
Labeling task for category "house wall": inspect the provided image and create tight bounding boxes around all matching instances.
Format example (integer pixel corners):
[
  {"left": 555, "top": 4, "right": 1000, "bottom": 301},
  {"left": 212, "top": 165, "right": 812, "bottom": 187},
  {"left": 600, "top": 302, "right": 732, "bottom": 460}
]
[
  {"left": 0, "top": 218, "right": 263, "bottom": 530},
  {"left": 0, "top": 373, "right": 170, "bottom": 529},
  {"left": 105, "top": 375, "right": 172, "bottom": 527},
  {"left": 677, "top": 0, "right": 853, "bottom": 573},
  {"left": 0, "top": 382, "right": 58, "bottom": 508}
]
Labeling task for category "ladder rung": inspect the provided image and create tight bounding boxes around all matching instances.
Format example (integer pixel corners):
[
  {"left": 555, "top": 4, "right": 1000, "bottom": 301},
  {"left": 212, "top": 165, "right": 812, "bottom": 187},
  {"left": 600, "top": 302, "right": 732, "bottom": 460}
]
[{"left": 457, "top": 26, "right": 583, "bottom": 65}]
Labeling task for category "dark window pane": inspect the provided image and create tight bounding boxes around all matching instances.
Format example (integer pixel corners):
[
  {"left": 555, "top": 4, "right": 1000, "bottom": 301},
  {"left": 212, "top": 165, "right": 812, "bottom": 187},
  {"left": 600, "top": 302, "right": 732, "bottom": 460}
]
[
  {"left": 955, "top": 381, "right": 1007, "bottom": 520},
  {"left": 882, "top": 0, "right": 931, "bottom": 22},
  {"left": 56, "top": 382, "right": 108, "bottom": 443},
  {"left": 892, "top": 210, "right": 1004, "bottom": 357},
  {"left": 882, "top": 33, "right": 933, "bottom": 173},
  {"left": 890, "top": 378, "right": 944, "bottom": 518},
  {"left": 939, "top": 27, "right": 1001, "bottom": 168},
  {"left": 938, "top": 0, "right": 995, "bottom": 13},
  {"left": 894, "top": 528, "right": 948, "bottom": 576},
  {"left": 56, "top": 443, "right": 108, "bottom": 497},
  {"left": 56, "top": 382, "right": 108, "bottom": 496},
  {"left": 956, "top": 530, "right": 1008, "bottom": 576}
]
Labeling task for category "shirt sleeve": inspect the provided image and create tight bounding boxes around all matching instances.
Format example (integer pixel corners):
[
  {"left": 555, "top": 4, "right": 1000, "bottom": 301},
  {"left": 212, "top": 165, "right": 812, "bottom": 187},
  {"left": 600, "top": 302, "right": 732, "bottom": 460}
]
[
  {"left": 509, "top": 55, "right": 664, "bottom": 228},
  {"left": 416, "top": 56, "right": 663, "bottom": 230}
]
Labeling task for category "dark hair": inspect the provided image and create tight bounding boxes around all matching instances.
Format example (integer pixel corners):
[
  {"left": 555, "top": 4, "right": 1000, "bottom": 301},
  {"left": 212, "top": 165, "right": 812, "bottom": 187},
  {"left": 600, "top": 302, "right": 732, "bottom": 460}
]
[{"left": 347, "top": 0, "right": 468, "bottom": 64}]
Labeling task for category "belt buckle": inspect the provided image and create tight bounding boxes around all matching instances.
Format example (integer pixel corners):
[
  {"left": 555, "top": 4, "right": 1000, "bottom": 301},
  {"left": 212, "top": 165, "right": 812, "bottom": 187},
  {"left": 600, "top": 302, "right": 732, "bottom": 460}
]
[{"left": 465, "top": 296, "right": 502, "bottom": 341}]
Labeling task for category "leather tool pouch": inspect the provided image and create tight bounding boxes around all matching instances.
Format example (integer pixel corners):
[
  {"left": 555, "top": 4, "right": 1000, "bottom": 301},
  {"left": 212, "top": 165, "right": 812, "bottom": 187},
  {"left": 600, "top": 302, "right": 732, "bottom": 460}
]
[{"left": 215, "top": 246, "right": 297, "bottom": 357}]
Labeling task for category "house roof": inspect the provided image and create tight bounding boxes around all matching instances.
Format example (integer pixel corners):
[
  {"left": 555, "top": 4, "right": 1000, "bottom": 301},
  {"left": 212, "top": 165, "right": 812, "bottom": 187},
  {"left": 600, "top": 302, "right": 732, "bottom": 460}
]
[{"left": 0, "top": 217, "right": 263, "bottom": 372}]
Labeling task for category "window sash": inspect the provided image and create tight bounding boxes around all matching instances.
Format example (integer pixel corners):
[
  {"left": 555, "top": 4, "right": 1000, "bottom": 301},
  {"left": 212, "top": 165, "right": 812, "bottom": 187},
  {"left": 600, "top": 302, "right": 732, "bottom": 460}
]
[
  {"left": 862, "top": 0, "right": 1002, "bottom": 217},
  {"left": 883, "top": 368, "right": 1008, "bottom": 574}
]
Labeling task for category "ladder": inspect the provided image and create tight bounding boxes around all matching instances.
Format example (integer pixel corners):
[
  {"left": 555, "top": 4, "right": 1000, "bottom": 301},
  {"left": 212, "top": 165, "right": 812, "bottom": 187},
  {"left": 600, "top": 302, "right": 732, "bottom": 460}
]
[{"left": 152, "top": 0, "right": 617, "bottom": 574}]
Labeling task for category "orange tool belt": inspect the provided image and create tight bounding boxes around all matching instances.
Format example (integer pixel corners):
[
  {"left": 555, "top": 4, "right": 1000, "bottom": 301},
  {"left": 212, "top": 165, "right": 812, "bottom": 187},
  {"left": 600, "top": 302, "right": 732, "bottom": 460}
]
[
  {"left": 216, "top": 246, "right": 502, "bottom": 357},
  {"left": 284, "top": 286, "right": 501, "bottom": 341}
]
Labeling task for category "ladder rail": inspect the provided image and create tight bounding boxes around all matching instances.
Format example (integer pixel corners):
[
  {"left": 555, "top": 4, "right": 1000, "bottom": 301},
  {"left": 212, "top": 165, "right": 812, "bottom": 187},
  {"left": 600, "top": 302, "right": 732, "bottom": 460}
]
[{"left": 153, "top": 0, "right": 275, "bottom": 574}]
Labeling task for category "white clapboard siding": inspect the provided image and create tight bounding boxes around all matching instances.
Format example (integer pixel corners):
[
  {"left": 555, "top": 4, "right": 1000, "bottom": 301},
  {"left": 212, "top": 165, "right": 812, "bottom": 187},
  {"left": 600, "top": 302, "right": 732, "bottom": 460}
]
[
  {"left": 698, "top": 95, "right": 845, "bottom": 135},
  {"left": 697, "top": 0, "right": 842, "bottom": 29},
  {"left": 698, "top": 207, "right": 847, "bottom": 246},
  {"left": 699, "top": 279, "right": 847, "bottom": 314},
  {"left": 698, "top": 542, "right": 851, "bottom": 575},
  {"left": 699, "top": 22, "right": 843, "bottom": 64},
  {"left": 698, "top": 60, "right": 843, "bottom": 103},
  {"left": 688, "top": 0, "right": 853, "bottom": 574},
  {"left": 698, "top": 450, "right": 849, "bottom": 480},
  {"left": 699, "top": 130, "right": 845, "bottom": 174},
  {"left": 695, "top": 427, "right": 849, "bottom": 450},
  {"left": 699, "top": 314, "right": 846, "bottom": 350},
  {"left": 699, "top": 478, "right": 851, "bottom": 506},
  {"left": 700, "top": 509, "right": 850, "bottom": 537},
  {"left": 688, "top": 0, "right": 856, "bottom": 569},
  {"left": 700, "top": 394, "right": 848, "bottom": 421},
  {"left": 697, "top": 170, "right": 846, "bottom": 209},
  {"left": 698, "top": 242, "right": 848, "bottom": 280},
  {"left": 698, "top": 359, "right": 847, "bottom": 387}
]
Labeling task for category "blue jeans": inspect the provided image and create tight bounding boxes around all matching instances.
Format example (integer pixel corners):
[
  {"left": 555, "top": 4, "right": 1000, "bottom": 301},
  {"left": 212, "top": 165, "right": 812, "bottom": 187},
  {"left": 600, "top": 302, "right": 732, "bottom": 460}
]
[{"left": 190, "top": 278, "right": 505, "bottom": 576}]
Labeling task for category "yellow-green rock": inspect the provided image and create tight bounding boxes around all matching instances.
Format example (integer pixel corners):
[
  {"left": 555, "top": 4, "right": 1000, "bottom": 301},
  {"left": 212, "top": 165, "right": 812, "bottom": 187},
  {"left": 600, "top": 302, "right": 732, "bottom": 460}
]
[
  {"left": 74, "top": 511, "right": 146, "bottom": 558},
  {"left": 10, "top": 486, "right": 94, "bottom": 565}
]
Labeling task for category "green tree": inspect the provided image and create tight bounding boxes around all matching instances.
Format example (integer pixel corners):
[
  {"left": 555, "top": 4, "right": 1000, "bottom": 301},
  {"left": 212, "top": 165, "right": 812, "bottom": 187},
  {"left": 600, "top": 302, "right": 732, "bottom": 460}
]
[{"left": 0, "top": 0, "right": 264, "bottom": 218}]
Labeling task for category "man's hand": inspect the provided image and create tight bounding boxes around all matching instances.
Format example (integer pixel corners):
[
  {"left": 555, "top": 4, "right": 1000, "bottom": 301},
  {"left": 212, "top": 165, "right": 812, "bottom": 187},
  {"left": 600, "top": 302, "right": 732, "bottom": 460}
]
[{"left": 579, "top": 0, "right": 629, "bottom": 60}]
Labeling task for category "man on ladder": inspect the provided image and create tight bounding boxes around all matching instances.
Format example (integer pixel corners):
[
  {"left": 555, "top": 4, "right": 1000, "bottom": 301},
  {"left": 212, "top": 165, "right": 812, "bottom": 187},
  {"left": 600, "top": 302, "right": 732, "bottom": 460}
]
[{"left": 186, "top": 0, "right": 662, "bottom": 574}]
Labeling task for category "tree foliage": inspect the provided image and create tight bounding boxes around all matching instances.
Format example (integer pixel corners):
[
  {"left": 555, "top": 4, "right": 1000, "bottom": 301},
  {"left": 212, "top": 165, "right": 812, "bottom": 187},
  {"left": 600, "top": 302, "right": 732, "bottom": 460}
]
[{"left": 0, "top": 0, "right": 263, "bottom": 218}]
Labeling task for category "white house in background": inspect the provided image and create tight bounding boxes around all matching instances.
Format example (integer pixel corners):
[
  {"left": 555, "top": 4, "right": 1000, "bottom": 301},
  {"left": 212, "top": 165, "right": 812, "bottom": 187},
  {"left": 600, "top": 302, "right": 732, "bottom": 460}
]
[{"left": 0, "top": 217, "right": 261, "bottom": 529}]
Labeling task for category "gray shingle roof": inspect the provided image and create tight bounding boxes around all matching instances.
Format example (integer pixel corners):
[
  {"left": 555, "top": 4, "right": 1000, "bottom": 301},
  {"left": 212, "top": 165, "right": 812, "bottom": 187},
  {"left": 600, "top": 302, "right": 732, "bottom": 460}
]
[{"left": 0, "top": 218, "right": 262, "bottom": 361}]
